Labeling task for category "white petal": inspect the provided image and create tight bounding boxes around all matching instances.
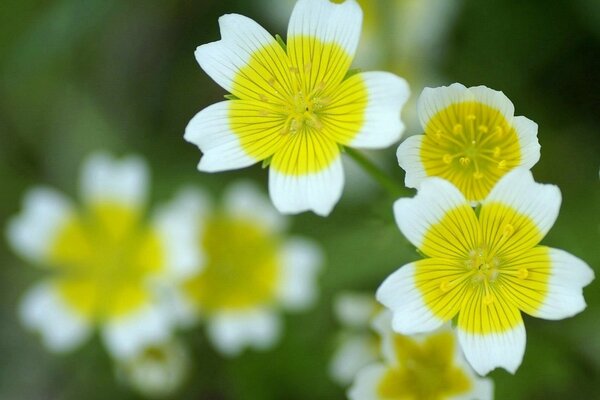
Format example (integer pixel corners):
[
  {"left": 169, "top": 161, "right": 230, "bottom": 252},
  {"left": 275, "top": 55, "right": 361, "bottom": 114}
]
[
  {"left": 333, "top": 292, "right": 378, "bottom": 329},
  {"left": 329, "top": 334, "right": 378, "bottom": 386},
  {"left": 194, "top": 14, "right": 279, "bottom": 94},
  {"left": 396, "top": 135, "right": 427, "bottom": 189},
  {"left": 19, "top": 282, "right": 91, "bottom": 352},
  {"left": 287, "top": 0, "right": 362, "bottom": 58},
  {"left": 277, "top": 237, "right": 323, "bottom": 310},
  {"left": 457, "top": 323, "right": 526, "bottom": 375},
  {"left": 80, "top": 152, "right": 149, "bottom": 207},
  {"left": 371, "top": 310, "right": 399, "bottom": 365},
  {"left": 223, "top": 180, "right": 288, "bottom": 233},
  {"left": 269, "top": 156, "right": 344, "bottom": 216},
  {"left": 102, "top": 304, "right": 175, "bottom": 360},
  {"left": 534, "top": 248, "right": 594, "bottom": 320},
  {"left": 348, "top": 72, "right": 410, "bottom": 148},
  {"left": 206, "top": 309, "right": 281, "bottom": 357},
  {"left": 7, "top": 187, "right": 75, "bottom": 263},
  {"left": 417, "top": 83, "right": 471, "bottom": 129},
  {"left": 347, "top": 363, "right": 387, "bottom": 400},
  {"left": 483, "top": 168, "right": 561, "bottom": 238},
  {"left": 451, "top": 377, "right": 494, "bottom": 400},
  {"left": 468, "top": 85, "right": 516, "bottom": 123},
  {"left": 184, "top": 101, "right": 257, "bottom": 172},
  {"left": 153, "top": 187, "right": 209, "bottom": 281},
  {"left": 512, "top": 115, "right": 541, "bottom": 169},
  {"left": 376, "top": 263, "right": 445, "bottom": 335},
  {"left": 393, "top": 177, "right": 467, "bottom": 250}
]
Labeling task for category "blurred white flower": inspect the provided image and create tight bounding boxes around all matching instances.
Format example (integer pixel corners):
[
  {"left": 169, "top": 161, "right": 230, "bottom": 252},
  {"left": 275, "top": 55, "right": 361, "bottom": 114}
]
[
  {"left": 329, "top": 292, "right": 380, "bottom": 386},
  {"left": 175, "top": 181, "right": 323, "bottom": 356},
  {"left": 7, "top": 152, "right": 201, "bottom": 359},
  {"left": 348, "top": 311, "right": 494, "bottom": 400},
  {"left": 116, "top": 340, "right": 190, "bottom": 399}
]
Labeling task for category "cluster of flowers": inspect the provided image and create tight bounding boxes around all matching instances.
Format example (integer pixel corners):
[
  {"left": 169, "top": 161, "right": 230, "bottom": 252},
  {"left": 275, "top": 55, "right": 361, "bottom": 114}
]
[
  {"left": 184, "top": 0, "right": 594, "bottom": 397},
  {"left": 6, "top": 0, "right": 594, "bottom": 398},
  {"left": 7, "top": 153, "right": 322, "bottom": 396},
  {"left": 328, "top": 292, "right": 493, "bottom": 399}
]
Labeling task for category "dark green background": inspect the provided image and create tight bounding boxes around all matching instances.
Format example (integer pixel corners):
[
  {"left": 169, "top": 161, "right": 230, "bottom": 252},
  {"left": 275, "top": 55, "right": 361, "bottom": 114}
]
[{"left": 1, "top": 0, "right": 598, "bottom": 399}]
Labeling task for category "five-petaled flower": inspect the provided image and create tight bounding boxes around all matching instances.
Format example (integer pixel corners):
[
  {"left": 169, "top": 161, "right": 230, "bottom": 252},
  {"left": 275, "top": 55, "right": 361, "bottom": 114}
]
[
  {"left": 173, "top": 182, "right": 323, "bottom": 356},
  {"left": 349, "top": 311, "right": 493, "bottom": 400},
  {"left": 376, "top": 168, "right": 594, "bottom": 375},
  {"left": 7, "top": 153, "right": 200, "bottom": 358},
  {"left": 397, "top": 83, "right": 541, "bottom": 203},
  {"left": 185, "top": 0, "right": 409, "bottom": 216}
]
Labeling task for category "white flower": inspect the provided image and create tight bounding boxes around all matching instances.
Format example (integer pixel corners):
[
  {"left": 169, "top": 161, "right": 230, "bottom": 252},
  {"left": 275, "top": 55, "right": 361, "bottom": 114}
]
[
  {"left": 116, "top": 340, "right": 190, "bottom": 399},
  {"left": 7, "top": 152, "right": 201, "bottom": 359},
  {"left": 185, "top": 0, "right": 409, "bottom": 216},
  {"left": 175, "top": 181, "right": 323, "bottom": 356},
  {"left": 397, "top": 83, "right": 541, "bottom": 203},
  {"left": 329, "top": 292, "right": 380, "bottom": 386},
  {"left": 377, "top": 168, "right": 594, "bottom": 375},
  {"left": 349, "top": 311, "right": 494, "bottom": 400}
]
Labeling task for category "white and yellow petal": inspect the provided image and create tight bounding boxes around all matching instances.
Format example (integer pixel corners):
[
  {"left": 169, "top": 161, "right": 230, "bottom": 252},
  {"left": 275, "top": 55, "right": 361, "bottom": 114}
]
[
  {"left": 80, "top": 152, "right": 148, "bottom": 207},
  {"left": 19, "top": 281, "right": 92, "bottom": 352},
  {"left": 184, "top": 101, "right": 260, "bottom": 172},
  {"left": 502, "top": 247, "right": 594, "bottom": 321},
  {"left": 456, "top": 293, "right": 526, "bottom": 375},
  {"left": 7, "top": 187, "right": 75, "bottom": 264},
  {"left": 102, "top": 303, "right": 176, "bottom": 360},
  {"left": 483, "top": 168, "right": 561, "bottom": 239},
  {"left": 223, "top": 180, "right": 288, "bottom": 233},
  {"left": 206, "top": 309, "right": 281, "bottom": 356},
  {"left": 194, "top": 13, "right": 290, "bottom": 99},
  {"left": 269, "top": 152, "right": 344, "bottom": 216},
  {"left": 416, "top": 83, "right": 473, "bottom": 130},
  {"left": 276, "top": 237, "right": 323, "bottom": 311},
  {"left": 376, "top": 262, "right": 446, "bottom": 335},
  {"left": 347, "top": 72, "right": 410, "bottom": 148},
  {"left": 393, "top": 177, "right": 477, "bottom": 258},
  {"left": 535, "top": 248, "right": 594, "bottom": 319},
  {"left": 287, "top": 0, "right": 363, "bottom": 91}
]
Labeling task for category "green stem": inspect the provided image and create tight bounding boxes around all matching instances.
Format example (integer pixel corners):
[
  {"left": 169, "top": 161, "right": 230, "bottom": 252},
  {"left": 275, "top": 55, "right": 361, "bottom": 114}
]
[{"left": 344, "top": 147, "right": 405, "bottom": 198}]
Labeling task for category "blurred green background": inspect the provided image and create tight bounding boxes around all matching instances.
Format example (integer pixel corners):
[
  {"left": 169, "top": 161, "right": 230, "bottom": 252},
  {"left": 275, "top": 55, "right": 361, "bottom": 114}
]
[{"left": 1, "top": 0, "right": 598, "bottom": 399}]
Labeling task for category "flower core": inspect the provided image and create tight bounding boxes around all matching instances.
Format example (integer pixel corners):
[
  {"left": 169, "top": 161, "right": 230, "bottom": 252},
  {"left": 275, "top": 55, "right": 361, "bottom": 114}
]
[
  {"left": 420, "top": 102, "right": 522, "bottom": 201},
  {"left": 184, "top": 216, "right": 280, "bottom": 312},
  {"left": 49, "top": 203, "right": 163, "bottom": 320}
]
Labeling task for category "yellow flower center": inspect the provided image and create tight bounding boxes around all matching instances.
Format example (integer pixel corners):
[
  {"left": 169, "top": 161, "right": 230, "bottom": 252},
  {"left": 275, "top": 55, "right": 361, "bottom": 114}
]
[
  {"left": 49, "top": 203, "right": 163, "bottom": 321},
  {"left": 227, "top": 36, "right": 368, "bottom": 175},
  {"left": 418, "top": 203, "right": 551, "bottom": 334},
  {"left": 183, "top": 216, "right": 280, "bottom": 313},
  {"left": 377, "top": 331, "right": 472, "bottom": 399},
  {"left": 420, "top": 102, "right": 522, "bottom": 201}
]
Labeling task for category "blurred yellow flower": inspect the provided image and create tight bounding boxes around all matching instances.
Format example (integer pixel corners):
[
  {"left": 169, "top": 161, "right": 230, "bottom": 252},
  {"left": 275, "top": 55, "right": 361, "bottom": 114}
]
[
  {"left": 174, "top": 182, "right": 323, "bottom": 356},
  {"left": 7, "top": 153, "right": 200, "bottom": 358},
  {"left": 377, "top": 169, "right": 594, "bottom": 374},
  {"left": 185, "top": 0, "right": 409, "bottom": 216},
  {"left": 398, "top": 84, "right": 541, "bottom": 202},
  {"left": 349, "top": 312, "right": 493, "bottom": 400}
]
